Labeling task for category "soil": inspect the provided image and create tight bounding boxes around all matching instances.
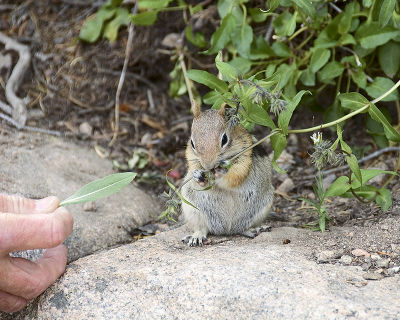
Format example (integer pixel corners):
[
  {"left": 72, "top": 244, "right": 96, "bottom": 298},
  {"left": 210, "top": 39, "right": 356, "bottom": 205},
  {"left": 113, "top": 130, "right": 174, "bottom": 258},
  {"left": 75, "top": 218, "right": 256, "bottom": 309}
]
[{"left": 1, "top": 1, "right": 399, "bottom": 276}]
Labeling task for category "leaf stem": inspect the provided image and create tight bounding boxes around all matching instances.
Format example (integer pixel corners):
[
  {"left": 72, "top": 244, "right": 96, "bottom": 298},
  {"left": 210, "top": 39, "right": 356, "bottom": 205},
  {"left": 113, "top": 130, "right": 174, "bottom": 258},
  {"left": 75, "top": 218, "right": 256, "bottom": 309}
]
[
  {"left": 288, "top": 26, "right": 308, "bottom": 41},
  {"left": 288, "top": 79, "right": 400, "bottom": 134},
  {"left": 227, "top": 129, "right": 280, "bottom": 162}
]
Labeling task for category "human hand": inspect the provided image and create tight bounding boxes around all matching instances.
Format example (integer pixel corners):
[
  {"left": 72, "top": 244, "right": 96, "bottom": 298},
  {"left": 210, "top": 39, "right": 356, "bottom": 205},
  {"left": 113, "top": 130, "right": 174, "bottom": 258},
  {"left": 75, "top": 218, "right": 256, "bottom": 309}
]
[{"left": 0, "top": 194, "right": 73, "bottom": 313}]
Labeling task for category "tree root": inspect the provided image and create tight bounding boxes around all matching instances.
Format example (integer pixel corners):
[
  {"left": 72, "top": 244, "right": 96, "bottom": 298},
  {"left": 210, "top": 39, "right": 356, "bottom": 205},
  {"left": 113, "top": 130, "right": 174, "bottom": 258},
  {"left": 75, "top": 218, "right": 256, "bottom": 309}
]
[{"left": 0, "top": 32, "right": 31, "bottom": 126}]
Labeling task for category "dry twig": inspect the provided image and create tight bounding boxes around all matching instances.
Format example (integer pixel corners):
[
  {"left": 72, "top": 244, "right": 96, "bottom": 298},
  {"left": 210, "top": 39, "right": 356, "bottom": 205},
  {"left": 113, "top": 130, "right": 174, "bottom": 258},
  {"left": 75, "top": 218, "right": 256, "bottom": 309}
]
[
  {"left": 0, "top": 32, "right": 31, "bottom": 126},
  {"left": 110, "top": 3, "right": 138, "bottom": 146}
]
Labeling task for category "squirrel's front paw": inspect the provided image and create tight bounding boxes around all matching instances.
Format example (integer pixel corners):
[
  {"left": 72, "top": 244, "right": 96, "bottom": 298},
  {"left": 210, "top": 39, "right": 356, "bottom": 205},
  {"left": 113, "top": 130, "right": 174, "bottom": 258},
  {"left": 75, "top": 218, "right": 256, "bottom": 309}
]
[
  {"left": 192, "top": 169, "right": 207, "bottom": 187},
  {"left": 182, "top": 233, "right": 208, "bottom": 247}
]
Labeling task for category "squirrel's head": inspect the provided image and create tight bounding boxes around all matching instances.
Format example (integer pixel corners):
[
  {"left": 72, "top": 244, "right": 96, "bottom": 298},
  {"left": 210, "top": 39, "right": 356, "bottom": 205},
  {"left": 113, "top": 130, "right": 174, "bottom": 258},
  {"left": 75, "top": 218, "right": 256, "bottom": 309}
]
[{"left": 189, "top": 103, "right": 250, "bottom": 171}]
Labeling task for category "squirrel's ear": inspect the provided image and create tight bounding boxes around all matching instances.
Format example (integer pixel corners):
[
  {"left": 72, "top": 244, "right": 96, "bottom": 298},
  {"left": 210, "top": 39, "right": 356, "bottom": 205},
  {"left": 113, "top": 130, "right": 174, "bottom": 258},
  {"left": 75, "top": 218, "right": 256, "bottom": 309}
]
[
  {"left": 218, "top": 103, "right": 226, "bottom": 116},
  {"left": 192, "top": 100, "right": 200, "bottom": 118}
]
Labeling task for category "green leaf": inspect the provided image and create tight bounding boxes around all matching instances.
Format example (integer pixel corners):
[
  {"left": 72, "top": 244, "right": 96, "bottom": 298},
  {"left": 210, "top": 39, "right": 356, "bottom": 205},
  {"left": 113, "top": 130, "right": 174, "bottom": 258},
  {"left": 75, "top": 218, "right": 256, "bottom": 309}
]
[
  {"left": 216, "top": 60, "right": 238, "bottom": 82},
  {"left": 268, "top": 0, "right": 281, "bottom": 12},
  {"left": 291, "top": 0, "right": 315, "bottom": 17},
  {"left": 310, "top": 48, "right": 331, "bottom": 73},
  {"left": 314, "top": 29, "right": 337, "bottom": 49},
  {"left": 379, "top": 41, "right": 400, "bottom": 78},
  {"left": 347, "top": 154, "right": 362, "bottom": 185},
  {"left": 278, "top": 90, "right": 310, "bottom": 135},
  {"left": 318, "top": 61, "right": 345, "bottom": 83},
  {"left": 187, "top": 69, "right": 228, "bottom": 93},
  {"left": 300, "top": 68, "right": 315, "bottom": 86},
  {"left": 79, "top": 7, "right": 116, "bottom": 43},
  {"left": 103, "top": 7, "right": 131, "bottom": 42},
  {"left": 376, "top": 188, "right": 392, "bottom": 211},
  {"left": 217, "top": 0, "right": 234, "bottom": 19},
  {"left": 60, "top": 172, "right": 136, "bottom": 206},
  {"left": 138, "top": 0, "right": 172, "bottom": 9},
  {"left": 250, "top": 36, "right": 274, "bottom": 60},
  {"left": 205, "top": 13, "right": 236, "bottom": 54},
  {"left": 350, "top": 169, "right": 398, "bottom": 189},
  {"left": 366, "top": 115, "right": 389, "bottom": 148},
  {"left": 363, "top": 0, "right": 373, "bottom": 7},
  {"left": 339, "top": 3, "right": 354, "bottom": 34},
  {"left": 132, "top": 10, "right": 158, "bottom": 26},
  {"left": 379, "top": 0, "right": 395, "bottom": 27},
  {"left": 228, "top": 57, "right": 252, "bottom": 76},
  {"left": 273, "top": 11, "right": 297, "bottom": 37},
  {"left": 272, "top": 42, "right": 291, "bottom": 57},
  {"left": 366, "top": 77, "right": 400, "bottom": 101},
  {"left": 338, "top": 92, "right": 370, "bottom": 112},
  {"left": 351, "top": 70, "right": 367, "bottom": 89},
  {"left": 325, "top": 176, "right": 351, "bottom": 197},
  {"left": 274, "top": 63, "right": 296, "bottom": 91},
  {"left": 232, "top": 23, "right": 254, "bottom": 58},
  {"left": 355, "top": 22, "right": 399, "bottom": 49},
  {"left": 249, "top": 8, "right": 268, "bottom": 22},
  {"left": 270, "top": 133, "right": 287, "bottom": 174},
  {"left": 368, "top": 104, "right": 400, "bottom": 141},
  {"left": 338, "top": 33, "right": 357, "bottom": 46},
  {"left": 109, "top": 0, "right": 124, "bottom": 6},
  {"left": 185, "top": 25, "right": 207, "bottom": 48},
  {"left": 246, "top": 103, "right": 276, "bottom": 129}
]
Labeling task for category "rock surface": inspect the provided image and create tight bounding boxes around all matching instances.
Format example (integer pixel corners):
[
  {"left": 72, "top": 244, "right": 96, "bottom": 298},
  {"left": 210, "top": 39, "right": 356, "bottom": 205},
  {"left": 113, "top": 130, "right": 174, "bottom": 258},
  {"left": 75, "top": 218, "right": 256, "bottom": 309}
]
[
  {"left": 4, "top": 226, "right": 400, "bottom": 320},
  {"left": 0, "top": 132, "right": 161, "bottom": 262}
]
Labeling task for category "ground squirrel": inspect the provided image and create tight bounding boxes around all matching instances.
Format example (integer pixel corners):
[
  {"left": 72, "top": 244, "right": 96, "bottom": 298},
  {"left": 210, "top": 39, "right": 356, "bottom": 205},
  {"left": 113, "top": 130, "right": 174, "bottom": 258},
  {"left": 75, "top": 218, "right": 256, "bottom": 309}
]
[{"left": 181, "top": 104, "right": 274, "bottom": 246}]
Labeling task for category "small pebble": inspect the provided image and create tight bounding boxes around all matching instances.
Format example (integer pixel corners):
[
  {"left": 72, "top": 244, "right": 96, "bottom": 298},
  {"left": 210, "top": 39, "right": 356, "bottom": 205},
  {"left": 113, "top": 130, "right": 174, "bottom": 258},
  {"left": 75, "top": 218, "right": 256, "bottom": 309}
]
[
  {"left": 388, "top": 266, "right": 400, "bottom": 275},
  {"left": 277, "top": 178, "right": 295, "bottom": 193},
  {"left": 376, "top": 259, "right": 390, "bottom": 268},
  {"left": 317, "top": 250, "right": 341, "bottom": 263},
  {"left": 363, "top": 272, "right": 384, "bottom": 280},
  {"left": 361, "top": 262, "right": 371, "bottom": 271},
  {"left": 346, "top": 278, "right": 368, "bottom": 287},
  {"left": 351, "top": 248, "right": 370, "bottom": 257},
  {"left": 83, "top": 201, "right": 96, "bottom": 212},
  {"left": 340, "top": 255, "right": 352, "bottom": 265},
  {"left": 391, "top": 244, "right": 399, "bottom": 252},
  {"left": 370, "top": 253, "right": 381, "bottom": 261},
  {"left": 79, "top": 122, "right": 93, "bottom": 136}
]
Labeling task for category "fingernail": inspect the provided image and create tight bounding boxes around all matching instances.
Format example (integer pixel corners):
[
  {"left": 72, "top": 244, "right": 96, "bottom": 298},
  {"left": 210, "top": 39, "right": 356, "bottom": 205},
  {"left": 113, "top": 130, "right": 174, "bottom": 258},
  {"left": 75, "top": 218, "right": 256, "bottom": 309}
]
[{"left": 36, "top": 196, "right": 59, "bottom": 212}]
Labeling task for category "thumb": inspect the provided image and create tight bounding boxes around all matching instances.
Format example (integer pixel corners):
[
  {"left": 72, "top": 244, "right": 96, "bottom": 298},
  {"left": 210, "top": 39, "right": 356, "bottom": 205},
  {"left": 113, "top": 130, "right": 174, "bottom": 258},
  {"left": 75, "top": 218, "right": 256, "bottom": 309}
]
[{"left": 34, "top": 196, "right": 60, "bottom": 213}]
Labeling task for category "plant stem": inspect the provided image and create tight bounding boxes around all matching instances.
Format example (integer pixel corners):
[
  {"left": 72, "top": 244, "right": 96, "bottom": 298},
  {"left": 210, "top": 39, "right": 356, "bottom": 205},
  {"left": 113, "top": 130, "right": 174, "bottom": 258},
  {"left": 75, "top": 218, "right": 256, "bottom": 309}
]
[
  {"left": 382, "top": 153, "right": 400, "bottom": 188},
  {"left": 295, "top": 31, "right": 315, "bottom": 51},
  {"left": 180, "top": 53, "right": 195, "bottom": 108},
  {"left": 288, "top": 79, "right": 400, "bottom": 134},
  {"left": 288, "top": 26, "right": 308, "bottom": 41},
  {"left": 227, "top": 129, "right": 280, "bottom": 163}
]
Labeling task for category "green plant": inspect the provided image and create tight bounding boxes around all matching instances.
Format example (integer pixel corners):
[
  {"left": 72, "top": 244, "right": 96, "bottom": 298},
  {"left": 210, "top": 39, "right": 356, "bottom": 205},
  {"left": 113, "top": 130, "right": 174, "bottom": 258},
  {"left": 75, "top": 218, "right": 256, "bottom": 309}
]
[
  {"left": 299, "top": 172, "right": 330, "bottom": 232},
  {"left": 60, "top": 172, "right": 136, "bottom": 206},
  {"left": 79, "top": 0, "right": 400, "bottom": 224},
  {"left": 300, "top": 131, "right": 397, "bottom": 231}
]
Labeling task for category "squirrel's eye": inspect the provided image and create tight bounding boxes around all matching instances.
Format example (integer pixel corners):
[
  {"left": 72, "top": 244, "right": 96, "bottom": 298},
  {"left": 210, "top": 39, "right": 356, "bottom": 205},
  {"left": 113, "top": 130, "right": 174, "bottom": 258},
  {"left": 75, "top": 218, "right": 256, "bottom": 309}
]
[
  {"left": 191, "top": 138, "right": 195, "bottom": 149},
  {"left": 221, "top": 133, "right": 228, "bottom": 147}
]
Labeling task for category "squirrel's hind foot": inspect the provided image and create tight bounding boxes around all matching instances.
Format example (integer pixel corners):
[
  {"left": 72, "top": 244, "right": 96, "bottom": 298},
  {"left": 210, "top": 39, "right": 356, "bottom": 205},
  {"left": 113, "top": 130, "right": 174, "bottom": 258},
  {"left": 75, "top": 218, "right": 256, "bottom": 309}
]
[
  {"left": 242, "top": 225, "right": 272, "bottom": 239},
  {"left": 182, "top": 233, "right": 208, "bottom": 247}
]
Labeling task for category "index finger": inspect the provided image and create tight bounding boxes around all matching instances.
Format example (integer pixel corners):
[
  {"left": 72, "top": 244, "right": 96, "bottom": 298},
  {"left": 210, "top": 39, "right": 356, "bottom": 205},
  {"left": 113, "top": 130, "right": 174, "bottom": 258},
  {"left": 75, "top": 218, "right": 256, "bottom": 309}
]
[
  {"left": 0, "top": 207, "right": 73, "bottom": 253},
  {"left": 0, "top": 194, "right": 60, "bottom": 214}
]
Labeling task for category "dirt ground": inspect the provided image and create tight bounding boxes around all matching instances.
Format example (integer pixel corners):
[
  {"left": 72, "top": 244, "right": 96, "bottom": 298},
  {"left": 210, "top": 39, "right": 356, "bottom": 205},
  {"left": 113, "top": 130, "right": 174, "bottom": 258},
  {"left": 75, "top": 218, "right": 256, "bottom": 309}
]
[{"left": 1, "top": 1, "right": 399, "bottom": 276}]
